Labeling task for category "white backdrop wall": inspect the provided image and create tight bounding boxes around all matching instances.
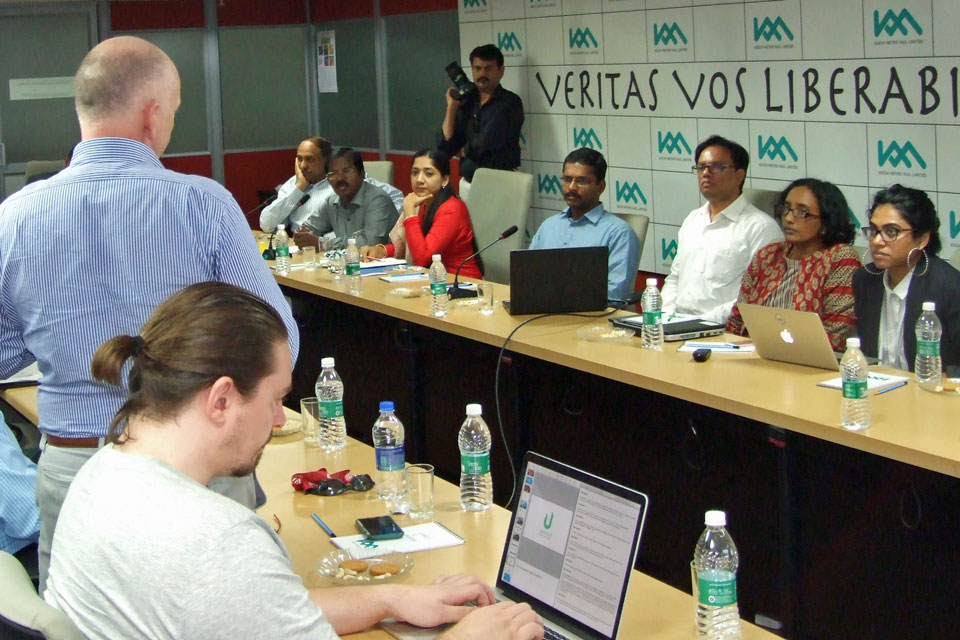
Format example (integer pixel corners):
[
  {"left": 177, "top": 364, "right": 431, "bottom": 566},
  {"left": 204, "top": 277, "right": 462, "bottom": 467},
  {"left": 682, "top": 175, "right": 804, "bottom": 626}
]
[{"left": 458, "top": 0, "right": 960, "bottom": 274}]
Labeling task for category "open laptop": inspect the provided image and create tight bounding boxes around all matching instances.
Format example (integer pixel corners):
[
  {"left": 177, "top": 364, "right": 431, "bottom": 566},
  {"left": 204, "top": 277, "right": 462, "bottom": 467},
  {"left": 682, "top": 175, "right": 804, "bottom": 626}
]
[
  {"left": 382, "top": 452, "right": 649, "bottom": 640},
  {"left": 738, "top": 303, "right": 841, "bottom": 370},
  {"left": 503, "top": 247, "right": 609, "bottom": 315}
]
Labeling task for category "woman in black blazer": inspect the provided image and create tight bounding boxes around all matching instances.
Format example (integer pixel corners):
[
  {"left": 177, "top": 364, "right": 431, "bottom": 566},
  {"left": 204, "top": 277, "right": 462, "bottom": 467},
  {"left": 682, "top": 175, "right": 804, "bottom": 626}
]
[{"left": 852, "top": 184, "right": 960, "bottom": 373}]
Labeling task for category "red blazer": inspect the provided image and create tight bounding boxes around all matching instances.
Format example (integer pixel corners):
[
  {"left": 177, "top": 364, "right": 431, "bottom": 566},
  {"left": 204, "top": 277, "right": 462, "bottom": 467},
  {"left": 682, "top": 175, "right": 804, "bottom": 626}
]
[{"left": 403, "top": 196, "right": 482, "bottom": 278}]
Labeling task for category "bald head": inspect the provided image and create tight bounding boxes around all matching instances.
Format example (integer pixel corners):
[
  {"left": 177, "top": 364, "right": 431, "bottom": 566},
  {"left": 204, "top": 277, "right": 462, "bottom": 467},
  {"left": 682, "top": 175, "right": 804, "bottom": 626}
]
[{"left": 75, "top": 36, "right": 180, "bottom": 155}]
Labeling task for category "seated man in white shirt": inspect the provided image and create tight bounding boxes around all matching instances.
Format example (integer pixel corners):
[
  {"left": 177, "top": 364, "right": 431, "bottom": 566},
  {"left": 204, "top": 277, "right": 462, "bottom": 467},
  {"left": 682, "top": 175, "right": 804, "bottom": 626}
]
[
  {"left": 259, "top": 136, "right": 403, "bottom": 233},
  {"left": 661, "top": 135, "right": 783, "bottom": 324},
  {"left": 45, "top": 282, "right": 544, "bottom": 640}
]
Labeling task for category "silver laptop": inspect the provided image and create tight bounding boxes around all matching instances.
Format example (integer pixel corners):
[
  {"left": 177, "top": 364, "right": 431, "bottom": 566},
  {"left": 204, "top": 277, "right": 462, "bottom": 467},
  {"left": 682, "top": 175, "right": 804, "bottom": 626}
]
[
  {"left": 382, "top": 452, "right": 649, "bottom": 640},
  {"left": 738, "top": 303, "right": 840, "bottom": 370}
]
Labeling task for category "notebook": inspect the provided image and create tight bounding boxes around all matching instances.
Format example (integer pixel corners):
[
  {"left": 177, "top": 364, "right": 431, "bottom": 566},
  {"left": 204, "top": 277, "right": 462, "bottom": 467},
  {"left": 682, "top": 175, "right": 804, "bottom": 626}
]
[
  {"left": 382, "top": 452, "right": 649, "bottom": 640},
  {"left": 330, "top": 522, "right": 464, "bottom": 559},
  {"left": 502, "top": 247, "right": 609, "bottom": 316},
  {"left": 737, "top": 303, "right": 840, "bottom": 370}
]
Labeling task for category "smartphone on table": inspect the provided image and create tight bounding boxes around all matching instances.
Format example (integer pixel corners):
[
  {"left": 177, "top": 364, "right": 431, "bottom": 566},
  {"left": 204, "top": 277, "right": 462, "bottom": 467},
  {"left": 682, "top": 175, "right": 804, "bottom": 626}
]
[{"left": 355, "top": 515, "right": 404, "bottom": 540}]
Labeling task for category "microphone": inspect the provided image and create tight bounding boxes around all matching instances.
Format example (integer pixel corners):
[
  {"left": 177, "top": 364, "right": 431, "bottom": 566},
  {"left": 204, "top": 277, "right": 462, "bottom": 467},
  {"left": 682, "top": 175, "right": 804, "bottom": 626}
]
[
  {"left": 449, "top": 225, "right": 519, "bottom": 299},
  {"left": 296, "top": 193, "right": 311, "bottom": 207},
  {"left": 244, "top": 193, "right": 278, "bottom": 218}
]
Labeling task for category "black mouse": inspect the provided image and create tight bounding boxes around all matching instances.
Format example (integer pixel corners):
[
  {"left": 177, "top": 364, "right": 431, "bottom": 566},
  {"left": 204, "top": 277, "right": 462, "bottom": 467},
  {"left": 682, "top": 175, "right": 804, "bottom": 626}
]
[{"left": 692, "top": 348, "right": 712, "bottom": 362}]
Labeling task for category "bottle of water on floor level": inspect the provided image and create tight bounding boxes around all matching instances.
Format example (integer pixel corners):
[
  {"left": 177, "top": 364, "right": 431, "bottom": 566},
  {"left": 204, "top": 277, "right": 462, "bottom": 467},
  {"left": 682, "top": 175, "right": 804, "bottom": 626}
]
[
  {"left": 840, "top": 337, "right": 870, "bottom": 431},
  {"left": 915, "top": 301, "right": 942, "bottom": 392},
  {"left": 372, "top": 401, "right": 406, "bottom": 505},
  {"left": 458, "top": 403, "right": 492, "bottom": 511},
  {"left": 693, "top": 510, "right": 741, "bottom": 639},
  {"left": 345, "top": 238, "right": 361, "bottom": 295},
  {"left": 641, "top": 277, "right": 664, "bottom": 350},
  {"left": 275, "top": 224, "right": 291, "bottom": 275},
  {"left": 314, "top": 357, "right": 346, "bottom": 450},
  {"left": 429, "top": 254, "right": 449, "bottom": 317}
]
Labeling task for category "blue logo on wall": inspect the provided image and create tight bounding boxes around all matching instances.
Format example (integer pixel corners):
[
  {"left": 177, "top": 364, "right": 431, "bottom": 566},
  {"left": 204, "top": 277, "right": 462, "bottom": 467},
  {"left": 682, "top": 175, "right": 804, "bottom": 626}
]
[
  {"left": 877, "top": 140, "right": 926, "bottom": 169},
  {"left": 568, "top": 28, "right": 598, "bottom": 49},
  {"left": 498, "top": 32, "right": 522, "bottom": 52},
  {"left": 661, "top": 239, "right": 678, "bottom": 261},
  {"left": 847, "top": 207, "right": 861, "bottom": 228},
  {"left": 950, "top": 211, "right": 959, "bottom": 239},
  {"left": 616, "top": 181, "right": 647, "bottom": 205},
  {"left": 657, "top": 131, "right": 691, "bottom": 155},
  {"left": 653, "top": 23, "right": 687, "bottom": 46},
  {"left": 463, "top": 0, "right": 486, "bottom": 7},
  {"left": 573, "top": 128, "right": 602, "bottom": 149},
  {"left": 538, "top": 174, "right": 563, "bottom": 195},
  {"left": 757, "top": 136, "right": 799, "bottom": 162},
  {"left": 753, "top": 16, "right": 794, "bottom": 42},
  {"left": 873, "top": 9, "right": 922, "bottom": 37}
]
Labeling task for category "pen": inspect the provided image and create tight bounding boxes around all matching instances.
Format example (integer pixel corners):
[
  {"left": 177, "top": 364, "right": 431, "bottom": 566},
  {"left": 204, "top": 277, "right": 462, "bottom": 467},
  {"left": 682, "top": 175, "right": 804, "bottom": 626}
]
[
  {"left": 312, "top": 513, "right": 337, "bottom": 537},
  {"left": 876, "top": 380, "right": 908, "bottom": 395}
]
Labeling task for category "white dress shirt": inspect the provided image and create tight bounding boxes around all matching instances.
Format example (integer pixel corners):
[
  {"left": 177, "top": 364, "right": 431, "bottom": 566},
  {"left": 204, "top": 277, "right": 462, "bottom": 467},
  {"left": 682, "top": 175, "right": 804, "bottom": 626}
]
[
  {"left": 877, "top": 269, "right": 913, "bottom": 370},
  {"left": 260, "top": 175, "right": 403, "bottom": 232},
  {"left": 661, "top": 194, "right": 783, "bottom": 324}
]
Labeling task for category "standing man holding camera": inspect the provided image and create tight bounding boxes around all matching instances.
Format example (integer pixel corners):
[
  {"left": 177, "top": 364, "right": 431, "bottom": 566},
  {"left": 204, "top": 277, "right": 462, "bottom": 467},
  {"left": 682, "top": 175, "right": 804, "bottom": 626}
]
[{"left": 438, "top": 44, "right": 524, "bottom": 199}]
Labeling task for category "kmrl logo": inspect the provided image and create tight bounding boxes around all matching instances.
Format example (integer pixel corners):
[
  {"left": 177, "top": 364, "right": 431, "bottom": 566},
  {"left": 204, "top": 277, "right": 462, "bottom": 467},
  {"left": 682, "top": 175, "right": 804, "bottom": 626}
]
[
  {"left": 877, "top": 140, "right": 926, "bottom": 169},
  {"left": 873, "top": 9, "right": 922, "bottom": 37},
  {"left": 498, "top": 32, "right": 522, "bottom": 52},
  {"left": 519, "top": 132, "right": 527, "bottom": 146},
  {"left": 757, "top": 136, "right": 798, "bottom": 162},
  {"left": 653, "top": 22, "right": 687, "bottom": 46},
  {"left": 463, "top": 0, "right": 486, "bottom": 7},
  {"left": 616, "top": 181, "right": 648, "bottom": 205},
  {"left": 661, "top": 238, "right": 678, "bottom": 261},
  {"left": 568, "top": 28, "right": 598, "bottom": 49},
  {"left": 573, "top": 128, "right": 602, "bottom": 149},
  {"left": 753, "top": 16, "right": 793, "bottom": 42},
  {"left": 538, "top": 173, "right": 563, "bottom": 195},
  {"left": 949, "top": 210, "right": 959, "bottom": 239},
  {"left": 657, "top": 131, "right": 691, "bottom": 155}
]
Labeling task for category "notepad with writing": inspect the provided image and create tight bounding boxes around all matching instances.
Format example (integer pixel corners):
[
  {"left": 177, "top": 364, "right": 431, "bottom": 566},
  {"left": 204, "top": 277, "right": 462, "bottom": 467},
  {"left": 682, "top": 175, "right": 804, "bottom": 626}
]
[
  {"left": 817, "top": 372, "right": 910, "bottom": 392},
  {"left": 330, "top": 522, "right": 464, "bottom": 558}
]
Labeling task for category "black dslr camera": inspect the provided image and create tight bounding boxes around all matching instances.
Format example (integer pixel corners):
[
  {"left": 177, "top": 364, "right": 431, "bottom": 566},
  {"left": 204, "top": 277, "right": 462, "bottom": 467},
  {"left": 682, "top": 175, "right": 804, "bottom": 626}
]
[{"left": 445, "top": 61, "right": 477, "bottom": 101}]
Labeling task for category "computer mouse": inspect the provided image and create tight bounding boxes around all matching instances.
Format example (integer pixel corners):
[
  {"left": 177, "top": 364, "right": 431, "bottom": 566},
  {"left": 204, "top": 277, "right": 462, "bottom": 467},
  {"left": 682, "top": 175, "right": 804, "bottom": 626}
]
[{"left": 692, "top": 348, "right": 712, "bottom": 363}]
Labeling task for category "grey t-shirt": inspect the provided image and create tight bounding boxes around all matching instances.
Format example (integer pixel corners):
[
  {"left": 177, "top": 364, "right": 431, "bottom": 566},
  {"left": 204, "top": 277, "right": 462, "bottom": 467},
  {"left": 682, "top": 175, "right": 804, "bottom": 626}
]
[{"left": 45, "top": 445, "right": 339, "bottom": 640}]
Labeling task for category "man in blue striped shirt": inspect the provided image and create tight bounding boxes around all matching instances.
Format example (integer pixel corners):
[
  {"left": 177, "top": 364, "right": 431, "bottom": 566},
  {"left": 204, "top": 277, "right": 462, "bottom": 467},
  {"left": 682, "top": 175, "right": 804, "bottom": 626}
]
[
  {"left": 0, "top": 35, "right": 299, "bottom": 592},
  {"left": 0, "top": 413, "right": 40, "bottom": 564}
]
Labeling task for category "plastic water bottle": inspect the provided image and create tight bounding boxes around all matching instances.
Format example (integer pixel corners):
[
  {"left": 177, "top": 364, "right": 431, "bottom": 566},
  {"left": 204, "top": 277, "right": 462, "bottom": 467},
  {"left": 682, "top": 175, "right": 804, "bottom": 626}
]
[
  {"left": 641, "top": 277, "right": 664, "bottom": 350},
  {"left": 275, "top": 224, "right": 291, "bottom": 275},
  {"left": 915, "top": 301, "right": 942, "bottom": 392},
  {"left": 429, "top": 254, "right": 449, "bottom": 317},
  {"left": 372, "top": 401, "right": 406, "bottom": 506},
  {"left": 693, "top": 510, "right": 741, "bottom": 639},
  {"left": 840, "top": 337, "right": 870, "bottom": 431},
  {"left": 345, "top": 238, "right": 361, "bottom": 295},
  {"left": 314, "top": 357, "right": 346, "bottom": 451},
  {"left": 458, "top": 403, "right": 492, "bottom": 511}
]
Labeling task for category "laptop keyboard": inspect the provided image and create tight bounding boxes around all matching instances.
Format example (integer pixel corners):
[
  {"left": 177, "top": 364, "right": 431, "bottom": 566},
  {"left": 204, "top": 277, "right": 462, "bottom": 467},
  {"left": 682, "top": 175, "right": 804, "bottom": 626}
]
[{"left": 543, "top": 626, "right": 573, "bottom": 640}]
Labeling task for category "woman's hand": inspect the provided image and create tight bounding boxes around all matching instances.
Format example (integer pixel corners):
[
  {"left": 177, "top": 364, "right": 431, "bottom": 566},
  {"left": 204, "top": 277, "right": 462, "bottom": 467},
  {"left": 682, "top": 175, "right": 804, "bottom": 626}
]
[
  {"left": 360, "top": 244, "right": 387, "bottom": 261},
  {"left": 403, "top": 192, "right": 432, "bottom": 220}
]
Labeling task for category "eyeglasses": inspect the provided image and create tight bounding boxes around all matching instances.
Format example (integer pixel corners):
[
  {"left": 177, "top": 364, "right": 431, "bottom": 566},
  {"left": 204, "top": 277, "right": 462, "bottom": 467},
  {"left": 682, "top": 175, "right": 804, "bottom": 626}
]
[
  {"left": 691, "top": 163, "right": 733, "bottom": 174},
  {"left": 304, "top": 474, "right": 375, "bottom": 497},
  {"left": 775, "top": 204, "right": 820, "bottom": 220},
  {"left": 861, "top": 225, "right": 913, "bottom": 242},
  {"left": 326, "top": 167, "right": 357, "bottom": 180},
  {"left": 561, "top": 176, "right": 596, "bottom": 187}
]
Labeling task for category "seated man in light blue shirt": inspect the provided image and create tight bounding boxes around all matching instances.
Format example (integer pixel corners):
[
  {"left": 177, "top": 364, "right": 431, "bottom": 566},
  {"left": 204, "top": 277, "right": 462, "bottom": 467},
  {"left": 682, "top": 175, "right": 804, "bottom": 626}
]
[
  {"left": 0, "top": 412, "right": 41, "bottom": 562},
  {"left": 529, "top": 148, "right": 640, "bottom": 302}
]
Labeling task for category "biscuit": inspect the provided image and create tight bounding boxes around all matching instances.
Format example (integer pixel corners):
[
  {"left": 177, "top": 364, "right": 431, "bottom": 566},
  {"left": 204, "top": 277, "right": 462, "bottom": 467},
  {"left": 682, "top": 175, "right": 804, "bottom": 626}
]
[
  {"left": 370, "top": 562, "right": 400, "bottom": 576},
  {"left": 339, "top": 560, "right": 369, "bottom": 573}
]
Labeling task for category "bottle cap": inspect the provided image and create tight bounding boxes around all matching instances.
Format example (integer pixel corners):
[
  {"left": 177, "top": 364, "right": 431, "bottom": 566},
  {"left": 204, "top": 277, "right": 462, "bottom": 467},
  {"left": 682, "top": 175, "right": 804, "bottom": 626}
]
[
  {"left": 432, "top": 254, "right": 442, "bottom": 262},
  {"left": 646, "top": 278, "right": 658, "bottom": 287},
  {"left": 705, "top": 510, "right": 726, "bottom": 527},
  {"left": 923, "top": 301, "right": 936, "bottom": 312},
  {"left": 277, "top": 224, "right": 285, "bottom": 230},
  {"left": 321, "top": 357, "right": 335, "bottom": 367},
  {"left": 379, "top": 401, "right": 394, "bottom": 412},
  {"left": 466, "top": 403, "right": 482, "bottom": 416},
  {"left": 846, "top": 337, "right": 860, "bottom": 349},
  {"left": 347, "top": 238, "right": 357, "bottom": 245}
]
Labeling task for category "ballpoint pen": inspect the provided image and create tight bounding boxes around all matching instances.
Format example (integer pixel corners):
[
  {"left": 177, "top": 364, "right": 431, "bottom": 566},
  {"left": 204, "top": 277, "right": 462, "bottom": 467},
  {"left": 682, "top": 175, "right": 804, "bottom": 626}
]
[
  {"left": 312, "top": 513, "right": 337, "bottom": 537},
  {"left": 876, "top": 380, "right": 908, "bottom": 395}
]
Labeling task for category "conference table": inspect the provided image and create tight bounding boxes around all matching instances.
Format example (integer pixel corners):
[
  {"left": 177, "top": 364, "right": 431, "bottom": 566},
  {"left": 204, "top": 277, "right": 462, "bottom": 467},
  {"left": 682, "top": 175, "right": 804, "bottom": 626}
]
[{"left": 273, "top": 260, "right": 960, "bottom": 640}]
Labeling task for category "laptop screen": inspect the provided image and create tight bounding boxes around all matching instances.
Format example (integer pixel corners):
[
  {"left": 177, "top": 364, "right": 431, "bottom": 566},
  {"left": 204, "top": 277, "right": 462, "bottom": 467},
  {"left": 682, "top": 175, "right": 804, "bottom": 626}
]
[{"left": 497, "top": 454, "right": 648, "bottom": 639}]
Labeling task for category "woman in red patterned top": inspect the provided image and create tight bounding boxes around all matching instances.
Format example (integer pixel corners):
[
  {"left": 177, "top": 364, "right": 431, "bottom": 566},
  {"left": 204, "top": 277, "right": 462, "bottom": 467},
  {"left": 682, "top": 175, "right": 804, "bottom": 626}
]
[
  {"left": 727, "top": 178, "right": 861, "bottom": 351},
  {"left": 359, "top": 149, "right": 482, "bottom": 278}
]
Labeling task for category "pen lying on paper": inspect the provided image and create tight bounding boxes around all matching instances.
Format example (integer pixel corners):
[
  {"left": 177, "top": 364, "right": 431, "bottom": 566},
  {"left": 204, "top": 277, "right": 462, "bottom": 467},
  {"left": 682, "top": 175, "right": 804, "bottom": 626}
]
[
  {"left": 312, "top": 513, "right": 337, "bottom": 537},
  {"left": 875, "top": 380, "right": 908, "bottom": 395}
]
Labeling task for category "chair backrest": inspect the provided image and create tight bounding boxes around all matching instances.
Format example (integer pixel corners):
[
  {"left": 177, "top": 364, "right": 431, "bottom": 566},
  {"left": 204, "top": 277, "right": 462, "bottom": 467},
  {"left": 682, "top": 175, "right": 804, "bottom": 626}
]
[
  {"left": 363, "top": 161, "right": 394, "bottom": 185},
  {"left": 742, "top": 188, "right": 780, "bottom": 217},
  {"left": 24, "top": 161, "right": 66, "bottom": 183},
  {"left": 464, "top": 168, "right": 533, "bottom": 284},
  {"left": 0, "top": 551, "right": 85, "bottom": 639},
  {"left": 614, "top": 213, "right": 650, "bottom": 265}
]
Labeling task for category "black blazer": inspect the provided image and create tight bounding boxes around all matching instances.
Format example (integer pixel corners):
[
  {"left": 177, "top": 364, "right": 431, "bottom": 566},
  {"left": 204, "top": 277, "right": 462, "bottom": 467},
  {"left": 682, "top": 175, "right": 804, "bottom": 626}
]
[{"left": 852, "top": 254, "right": 960, "bottom": 372}]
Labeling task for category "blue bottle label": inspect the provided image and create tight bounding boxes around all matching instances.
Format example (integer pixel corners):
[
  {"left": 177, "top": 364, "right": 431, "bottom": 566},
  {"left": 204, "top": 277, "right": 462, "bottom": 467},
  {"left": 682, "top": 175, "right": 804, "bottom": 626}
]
[{"left": 375, "top": 445, "right": 405, "bottom": 471}]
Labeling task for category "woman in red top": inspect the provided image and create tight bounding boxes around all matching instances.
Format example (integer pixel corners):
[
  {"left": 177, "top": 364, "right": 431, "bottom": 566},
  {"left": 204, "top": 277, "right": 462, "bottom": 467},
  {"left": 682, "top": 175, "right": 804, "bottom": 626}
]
[{"left": 360, "top": 149, "right": 482, "bottom": 278}]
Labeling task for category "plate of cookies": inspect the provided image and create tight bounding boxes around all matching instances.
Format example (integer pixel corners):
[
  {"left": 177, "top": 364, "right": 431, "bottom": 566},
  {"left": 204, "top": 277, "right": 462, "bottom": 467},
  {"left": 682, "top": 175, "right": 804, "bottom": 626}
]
[
  {"left": 315, "top": 550, "right": 413, "bottom": 584},
  {"left": 272, "top": 407, "right": 302, "bottom": 437}
]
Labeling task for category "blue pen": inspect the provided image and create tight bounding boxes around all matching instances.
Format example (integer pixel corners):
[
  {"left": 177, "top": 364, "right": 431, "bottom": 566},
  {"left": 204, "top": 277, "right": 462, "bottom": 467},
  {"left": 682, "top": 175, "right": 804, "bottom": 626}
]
[
  {"left": 876, "top": 380, "right": 908, "bottom": 395},
  {"left": 312, "top": 513, "right": 337, "bottom": 537}
]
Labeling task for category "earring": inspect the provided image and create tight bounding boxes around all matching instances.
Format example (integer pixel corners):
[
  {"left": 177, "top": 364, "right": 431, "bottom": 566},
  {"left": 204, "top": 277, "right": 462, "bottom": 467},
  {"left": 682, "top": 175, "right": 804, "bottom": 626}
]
[
  {"left": 907, "top": 247, "right": 930, "bottom": 277},
  {"left": 861, "top": 248, "right": 883, "bottom": 275}
]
